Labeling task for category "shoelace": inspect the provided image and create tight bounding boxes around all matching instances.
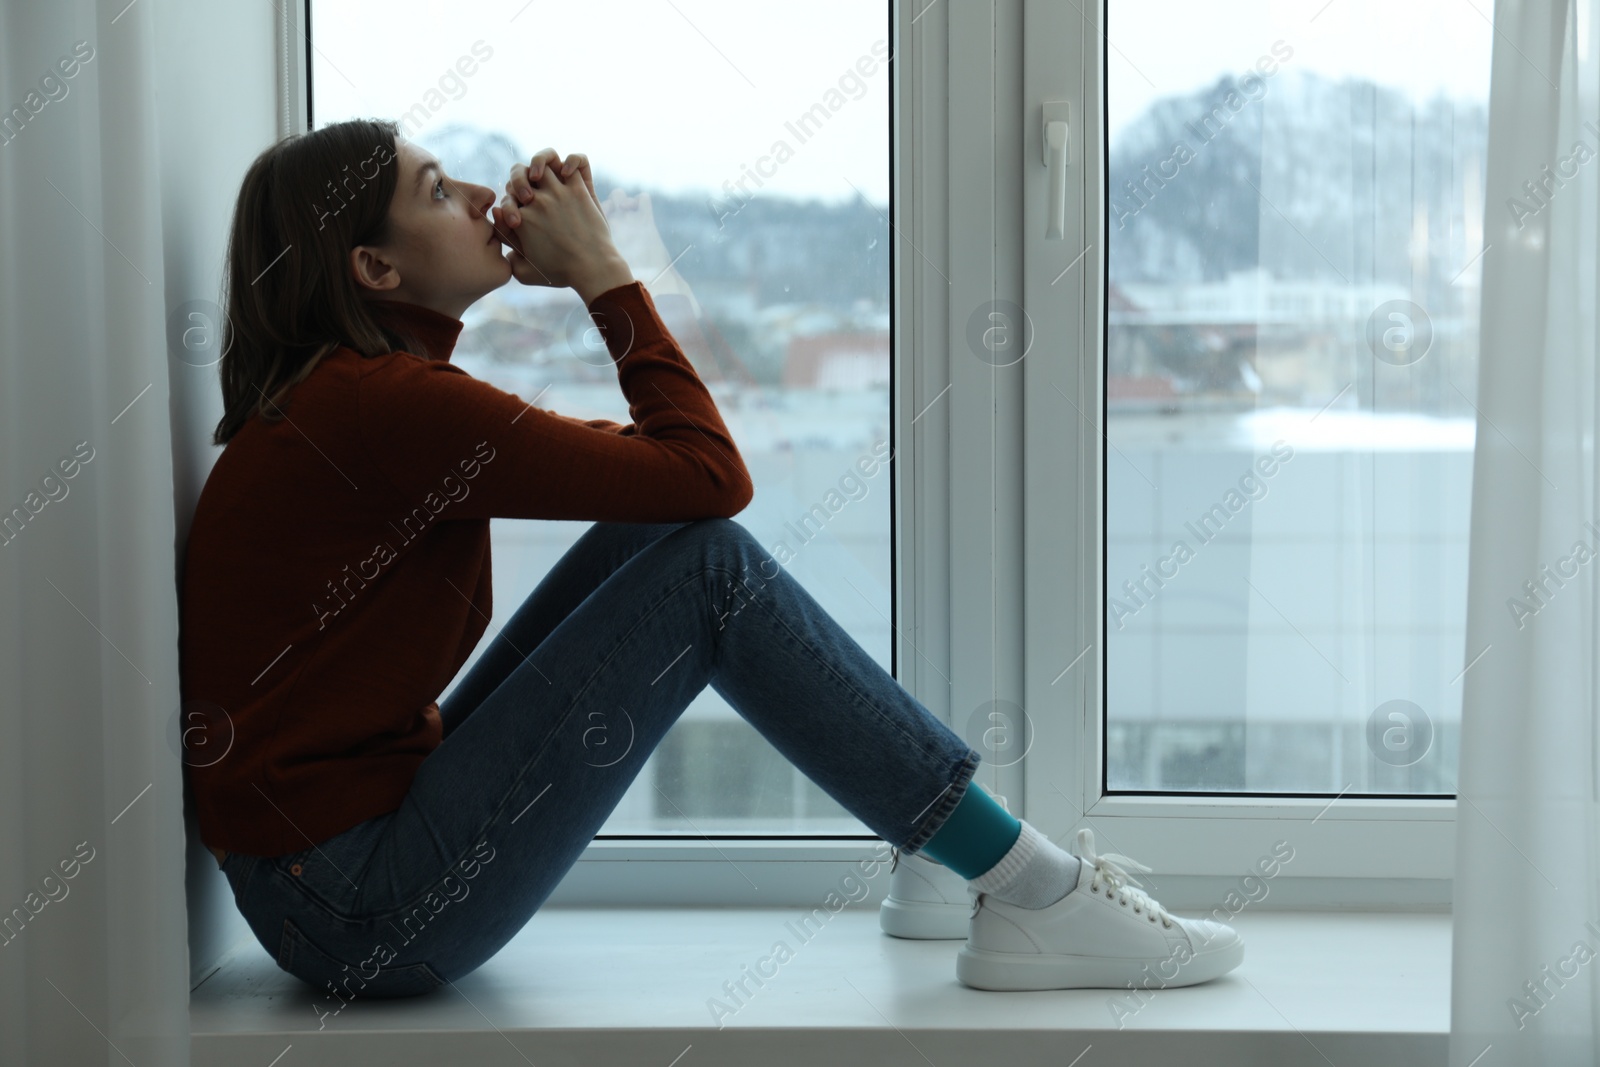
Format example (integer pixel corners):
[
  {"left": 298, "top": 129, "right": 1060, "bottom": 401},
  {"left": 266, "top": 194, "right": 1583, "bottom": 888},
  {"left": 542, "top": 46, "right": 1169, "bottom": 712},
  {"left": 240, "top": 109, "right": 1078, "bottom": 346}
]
[{"left": 1075, "top": 828, "right": 1174, "bottom": 929}]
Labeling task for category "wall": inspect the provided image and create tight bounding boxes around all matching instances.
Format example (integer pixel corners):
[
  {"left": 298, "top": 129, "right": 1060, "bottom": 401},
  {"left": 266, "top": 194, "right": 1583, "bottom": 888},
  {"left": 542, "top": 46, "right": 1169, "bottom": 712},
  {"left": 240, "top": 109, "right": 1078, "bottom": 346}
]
[{"left": 153, "top": 0, "right": 281, "bottom": 989}]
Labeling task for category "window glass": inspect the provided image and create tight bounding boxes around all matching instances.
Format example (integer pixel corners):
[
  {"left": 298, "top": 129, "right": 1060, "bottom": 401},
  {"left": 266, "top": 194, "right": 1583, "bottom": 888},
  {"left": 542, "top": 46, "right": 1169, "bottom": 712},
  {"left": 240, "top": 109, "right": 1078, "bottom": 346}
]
[
  {"left": 311, "top": 0, "right": 892, "bottom": 832},
  {"left": 1104, "top": 0, "right": 1492, "bottom": 794}
]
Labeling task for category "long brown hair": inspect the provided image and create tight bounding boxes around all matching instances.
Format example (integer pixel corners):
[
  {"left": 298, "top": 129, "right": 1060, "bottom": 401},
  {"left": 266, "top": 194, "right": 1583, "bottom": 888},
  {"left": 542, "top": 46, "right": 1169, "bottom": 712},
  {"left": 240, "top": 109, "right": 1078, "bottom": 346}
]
[{"left": 212, "top": 118, "right": 426, "bottom": 445}]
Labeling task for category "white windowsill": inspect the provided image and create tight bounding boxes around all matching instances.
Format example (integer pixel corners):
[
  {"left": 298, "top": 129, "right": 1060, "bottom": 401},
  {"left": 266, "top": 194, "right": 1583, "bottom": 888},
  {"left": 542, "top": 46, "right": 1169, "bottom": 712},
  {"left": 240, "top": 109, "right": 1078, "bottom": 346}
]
[{"left": 190, "top": 906, "right": 1451, "bottom": 1066}]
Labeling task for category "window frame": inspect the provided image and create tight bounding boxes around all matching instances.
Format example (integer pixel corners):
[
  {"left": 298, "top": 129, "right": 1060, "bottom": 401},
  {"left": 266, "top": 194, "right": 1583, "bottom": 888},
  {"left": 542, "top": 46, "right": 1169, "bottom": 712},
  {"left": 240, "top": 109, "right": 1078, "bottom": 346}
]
[
  {"left": 293, "top": 0, "right": 1455, "bottom": 909},
  {"left": 1018, "top": 0, "right": 1454, "bottom": 902}
]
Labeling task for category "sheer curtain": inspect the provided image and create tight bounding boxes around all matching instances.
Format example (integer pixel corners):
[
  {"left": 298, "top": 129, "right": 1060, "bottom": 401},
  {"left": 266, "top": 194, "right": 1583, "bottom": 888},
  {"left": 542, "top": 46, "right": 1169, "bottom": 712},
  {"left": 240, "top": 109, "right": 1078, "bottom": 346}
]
[
  {"left": 1451, "top": 1, "right": 1600, "bottom": 1064},
  {"left": 0, "top": 1, "right": 276, "bottom": 1064}
]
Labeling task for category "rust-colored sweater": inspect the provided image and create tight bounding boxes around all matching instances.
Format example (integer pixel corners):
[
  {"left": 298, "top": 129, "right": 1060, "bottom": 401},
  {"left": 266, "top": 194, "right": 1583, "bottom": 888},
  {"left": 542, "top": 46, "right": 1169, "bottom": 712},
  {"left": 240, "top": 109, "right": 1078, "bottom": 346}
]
[{"left": 179, "top": 282, "right": 751, "bottom": 857}]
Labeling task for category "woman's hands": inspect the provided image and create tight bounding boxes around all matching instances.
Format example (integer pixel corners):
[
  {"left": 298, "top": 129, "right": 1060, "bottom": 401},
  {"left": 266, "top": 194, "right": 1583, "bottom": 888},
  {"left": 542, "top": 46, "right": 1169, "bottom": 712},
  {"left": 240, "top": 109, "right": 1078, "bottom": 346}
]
[{"left": 494, "top": 149, "right": 633, "bottom": 304}]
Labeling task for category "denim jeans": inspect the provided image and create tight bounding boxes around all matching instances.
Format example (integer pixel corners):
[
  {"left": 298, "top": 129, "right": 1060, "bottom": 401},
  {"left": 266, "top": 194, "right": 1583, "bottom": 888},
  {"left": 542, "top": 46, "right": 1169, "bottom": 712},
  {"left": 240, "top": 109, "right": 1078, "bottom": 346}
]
[{"left": 219, "top": 517, "right": 982, "bottom": 1003}]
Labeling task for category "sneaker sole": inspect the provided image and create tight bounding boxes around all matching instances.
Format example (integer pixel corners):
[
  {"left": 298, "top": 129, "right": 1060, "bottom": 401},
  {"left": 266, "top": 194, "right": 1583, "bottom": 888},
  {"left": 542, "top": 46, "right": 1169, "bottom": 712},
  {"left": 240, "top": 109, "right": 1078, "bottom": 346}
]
[
  {"left": 954, "top": 939, "right": 1244, "bottom": 990},
  {"left": 878, "top": 897, "right": 971, "bottom": 940}
]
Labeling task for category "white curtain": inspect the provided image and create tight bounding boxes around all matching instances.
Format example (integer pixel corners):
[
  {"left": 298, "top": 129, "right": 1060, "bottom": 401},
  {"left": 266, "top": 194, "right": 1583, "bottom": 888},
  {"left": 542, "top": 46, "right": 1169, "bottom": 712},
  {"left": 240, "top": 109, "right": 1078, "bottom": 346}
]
[
  {"left": 0, "top": 1, "right": 276, "bottom": 1064},
  {"left": 1452, "top": 1, "right": 1600, "bottom": 1064}
]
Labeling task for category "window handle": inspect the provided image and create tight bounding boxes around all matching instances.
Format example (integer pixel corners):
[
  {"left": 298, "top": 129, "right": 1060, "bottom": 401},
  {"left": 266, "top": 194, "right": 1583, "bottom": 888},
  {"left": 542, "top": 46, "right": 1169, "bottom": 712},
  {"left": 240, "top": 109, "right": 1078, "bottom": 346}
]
[{"left": 1041, "top": 101, "right": 1071, "bottom": 240}]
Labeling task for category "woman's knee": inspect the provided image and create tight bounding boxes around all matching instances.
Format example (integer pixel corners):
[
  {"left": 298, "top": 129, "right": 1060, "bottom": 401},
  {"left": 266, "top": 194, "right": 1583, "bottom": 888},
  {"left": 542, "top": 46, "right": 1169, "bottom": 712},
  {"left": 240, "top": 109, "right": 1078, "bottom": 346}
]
[
  {"left": 677, "top": 515, "right": 751, "bottom": 547},
  {"left": 664, "top": 517, "right": 771, "bottom": 583},
  {"left": 585, "top": 519, "right": 691, "bottom": 554}
]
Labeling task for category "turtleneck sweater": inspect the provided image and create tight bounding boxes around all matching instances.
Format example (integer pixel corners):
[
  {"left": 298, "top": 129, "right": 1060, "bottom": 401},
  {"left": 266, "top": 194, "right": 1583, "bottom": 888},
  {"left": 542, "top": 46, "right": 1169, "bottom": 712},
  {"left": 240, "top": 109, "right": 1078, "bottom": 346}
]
[{"left": 179, "top": 281, "right": 751, "bottom": 858}]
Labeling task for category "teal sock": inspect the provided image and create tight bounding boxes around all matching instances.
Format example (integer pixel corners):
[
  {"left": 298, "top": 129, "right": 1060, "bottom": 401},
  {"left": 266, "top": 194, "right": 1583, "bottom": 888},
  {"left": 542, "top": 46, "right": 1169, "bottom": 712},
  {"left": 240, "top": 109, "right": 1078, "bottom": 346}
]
[{"left": 916, "top": 783, "right": 1022, "bottom": 879}]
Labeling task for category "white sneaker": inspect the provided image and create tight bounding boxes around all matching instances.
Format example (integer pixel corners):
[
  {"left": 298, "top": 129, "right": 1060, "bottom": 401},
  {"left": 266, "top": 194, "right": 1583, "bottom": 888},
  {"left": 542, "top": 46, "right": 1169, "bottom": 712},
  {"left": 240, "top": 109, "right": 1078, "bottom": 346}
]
[
  {"left": 956, "top": 828, "right": 1244, "bottom": 991},
  {"left": 878, "top": 846, "right": 974, "bottom": 939}
]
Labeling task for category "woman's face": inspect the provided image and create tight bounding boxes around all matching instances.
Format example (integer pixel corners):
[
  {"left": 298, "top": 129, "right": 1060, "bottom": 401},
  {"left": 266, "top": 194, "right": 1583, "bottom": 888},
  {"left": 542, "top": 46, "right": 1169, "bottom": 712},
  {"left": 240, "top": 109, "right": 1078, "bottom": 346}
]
[{"left": 348, "top": 138, "right": 512, "bottom": 318}]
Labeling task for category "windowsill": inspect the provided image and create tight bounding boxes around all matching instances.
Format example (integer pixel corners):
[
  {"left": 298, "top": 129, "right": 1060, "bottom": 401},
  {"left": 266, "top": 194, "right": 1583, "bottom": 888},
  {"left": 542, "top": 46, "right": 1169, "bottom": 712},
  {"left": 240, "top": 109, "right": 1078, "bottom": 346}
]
[{"left": 189, "top": 906, "right": 1451, "bottom": 1065}]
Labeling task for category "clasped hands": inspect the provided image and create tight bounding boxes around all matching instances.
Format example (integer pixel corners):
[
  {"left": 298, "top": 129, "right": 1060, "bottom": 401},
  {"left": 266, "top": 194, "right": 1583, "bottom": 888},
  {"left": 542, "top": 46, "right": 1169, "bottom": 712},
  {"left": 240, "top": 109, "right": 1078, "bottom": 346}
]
[{"left": 492, "top": 148, "right": 632, "bottom": 302}]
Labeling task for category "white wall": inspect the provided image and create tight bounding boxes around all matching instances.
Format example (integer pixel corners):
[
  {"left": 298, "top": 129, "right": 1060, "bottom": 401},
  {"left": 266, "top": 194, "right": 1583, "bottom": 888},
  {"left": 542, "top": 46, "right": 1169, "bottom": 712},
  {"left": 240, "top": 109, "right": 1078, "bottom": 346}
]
[{"left": 152, "top": 0, "right": 282, "bottom": 989}]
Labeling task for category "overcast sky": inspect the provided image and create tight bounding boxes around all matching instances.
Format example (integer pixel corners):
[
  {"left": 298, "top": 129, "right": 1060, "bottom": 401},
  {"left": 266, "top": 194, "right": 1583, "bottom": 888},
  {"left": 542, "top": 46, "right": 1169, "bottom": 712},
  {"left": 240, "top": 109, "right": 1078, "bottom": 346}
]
[
  {"left": 309, "top": 0, "right": 892, "bottom": 203},
  {"left": 309, "top": 0, "right": 1492, "bottom": 203},
  {"left": 1107, "top": 0, "right": 1493, "bottom": 137}
]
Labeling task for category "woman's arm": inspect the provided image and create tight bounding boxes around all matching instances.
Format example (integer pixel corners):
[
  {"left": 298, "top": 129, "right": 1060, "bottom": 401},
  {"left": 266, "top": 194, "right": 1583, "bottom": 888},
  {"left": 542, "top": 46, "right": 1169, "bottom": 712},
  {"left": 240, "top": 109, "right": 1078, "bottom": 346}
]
[
  {"left": 537, "top": 287, "right": 715, "bottom": 440},
  {"left": 362, "top": 150, "right": 746, "bottom": 520},
  {"left": 357, "top": 281, "right": 751, "bottom": 523}
]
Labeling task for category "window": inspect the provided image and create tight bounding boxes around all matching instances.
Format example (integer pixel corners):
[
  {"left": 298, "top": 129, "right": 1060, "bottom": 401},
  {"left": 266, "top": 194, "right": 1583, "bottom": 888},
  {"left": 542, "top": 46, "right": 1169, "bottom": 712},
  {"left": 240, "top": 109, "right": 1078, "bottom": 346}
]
[
  {"left": 1102, "top": 0, "right": 1490, "bottom": 798},
  {"left": 296, "top": 0, "right": 1470, "bottom": 901},
  {"left": 1007, "top": 0, "right": 1465, "bottom": 894},
  {"left": 309, "top": 0, "right": 893, "bottom": 837}
]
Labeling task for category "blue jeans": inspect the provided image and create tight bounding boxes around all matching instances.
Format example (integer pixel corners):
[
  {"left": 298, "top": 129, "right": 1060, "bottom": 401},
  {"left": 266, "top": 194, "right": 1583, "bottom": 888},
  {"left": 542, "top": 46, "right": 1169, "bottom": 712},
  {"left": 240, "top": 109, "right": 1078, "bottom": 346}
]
[{"left": 219, "top": 518, "right": 982, "bottom": 1004}]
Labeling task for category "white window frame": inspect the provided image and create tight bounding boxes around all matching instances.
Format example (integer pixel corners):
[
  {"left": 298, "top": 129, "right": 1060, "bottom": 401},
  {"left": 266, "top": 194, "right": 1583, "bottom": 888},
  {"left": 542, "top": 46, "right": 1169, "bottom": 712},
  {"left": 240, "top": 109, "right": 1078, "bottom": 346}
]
[
  {"left": 1018, "top": 0, "right": 1453, "bottom": 906},
  {"left": 292, "top": 0, "right": 1454, "bottom": 909}
]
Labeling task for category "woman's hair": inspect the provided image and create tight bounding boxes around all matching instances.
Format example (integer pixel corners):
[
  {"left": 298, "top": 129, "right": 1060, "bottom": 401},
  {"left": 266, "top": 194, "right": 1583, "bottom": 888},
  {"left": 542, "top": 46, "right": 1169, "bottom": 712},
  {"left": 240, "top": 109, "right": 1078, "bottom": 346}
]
[{"left": 212, "top": 118, "right": 426, "bottom": 445}]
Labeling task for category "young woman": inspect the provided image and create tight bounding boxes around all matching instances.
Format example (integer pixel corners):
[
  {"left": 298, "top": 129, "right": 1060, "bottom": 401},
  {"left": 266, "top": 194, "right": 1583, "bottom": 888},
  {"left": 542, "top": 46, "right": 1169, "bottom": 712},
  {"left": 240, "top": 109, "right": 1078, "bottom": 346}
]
[{"left": 178, "top": 118, "right": 1242, "bottom": 1006}]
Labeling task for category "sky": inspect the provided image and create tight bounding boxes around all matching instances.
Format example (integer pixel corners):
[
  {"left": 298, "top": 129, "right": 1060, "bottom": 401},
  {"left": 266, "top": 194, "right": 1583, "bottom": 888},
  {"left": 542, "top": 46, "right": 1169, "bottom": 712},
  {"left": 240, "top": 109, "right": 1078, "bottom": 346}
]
[
  {"left": 1106, "top": 0, "right": 1494, "bottom": 139},
  {"left": 309, "top": 0, "right": 892, "bottom": 204},
  {"left": 309, "top": 0, "right": 1495, "bottom": 202}
]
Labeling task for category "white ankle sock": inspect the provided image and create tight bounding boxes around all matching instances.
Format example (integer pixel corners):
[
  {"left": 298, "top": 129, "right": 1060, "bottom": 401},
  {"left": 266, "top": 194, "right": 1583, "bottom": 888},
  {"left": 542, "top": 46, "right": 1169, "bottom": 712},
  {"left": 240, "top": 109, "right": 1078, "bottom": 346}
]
[{"left": 968, "top": 821, "right": 1083, "bottom": 909}]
